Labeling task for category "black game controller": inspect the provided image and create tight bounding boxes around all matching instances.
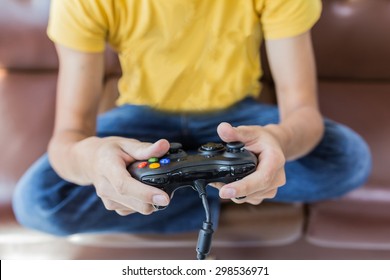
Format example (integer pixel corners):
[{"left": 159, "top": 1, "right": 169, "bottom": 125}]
[
  {"left": 128, "top": 141, "right": 258, "bottom": 260},
  {"left": 128, "top": 141, "right": 258, "bottom": 206}
]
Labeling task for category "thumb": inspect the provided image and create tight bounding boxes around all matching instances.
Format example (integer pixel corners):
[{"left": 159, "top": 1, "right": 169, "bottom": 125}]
[
  {"left": 217, "top": 122, "right": 257, "bottom": 145},
  {"left": 120, "top": 138, "right": 170, "bottom": 161}
]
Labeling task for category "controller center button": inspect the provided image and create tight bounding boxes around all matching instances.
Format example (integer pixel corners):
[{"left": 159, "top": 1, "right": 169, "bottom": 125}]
[
  {"left": 149, "top": 163, "right": 161, "bottom": 169},
  {"left": 199, "top": 142, "right": 225, "bottom": 155},
  {"left": 201, "top": 142, "right": 225, "bottom": 151},
  {"left": 160, "top": 158, "right": 170, "bottom": 165},
  {"left": 148, "top": 157, "right": 159, "bottom": 163}
]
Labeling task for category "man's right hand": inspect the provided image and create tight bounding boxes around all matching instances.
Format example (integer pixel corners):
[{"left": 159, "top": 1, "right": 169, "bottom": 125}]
[{"left": 72, "top": 137, "right": 171, "bottom": 216}]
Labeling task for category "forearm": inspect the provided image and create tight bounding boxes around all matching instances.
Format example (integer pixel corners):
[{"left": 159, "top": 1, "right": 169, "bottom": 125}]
[
  {"left": 47, "top": 44, "right": 107, "bottom": 185},
  {"left": 264, "top": 32, "right": 324, "bottom": 161},
  {"left": 265, "top": 105, "right": 324, "bottom": 161}
]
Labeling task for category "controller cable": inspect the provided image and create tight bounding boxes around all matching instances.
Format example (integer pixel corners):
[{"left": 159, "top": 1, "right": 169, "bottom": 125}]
[{"left": 193, "top": 179, "right": 214, "bottom": 260}]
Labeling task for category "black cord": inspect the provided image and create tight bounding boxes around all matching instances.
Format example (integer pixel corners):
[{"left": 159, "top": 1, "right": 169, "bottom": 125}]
[
  {"left": 193, "top": 179, "right": 214, "bottom": 260},
  {"left": 200, "top": 194, "right": 211, "bottom": 223}
]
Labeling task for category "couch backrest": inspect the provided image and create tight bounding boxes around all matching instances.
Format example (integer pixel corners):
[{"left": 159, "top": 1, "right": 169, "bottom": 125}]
[
  {"left": 312, "top": 0, "right": 390, "bottom": 81},
  {"left": 0, "top": 0, "right": 57, "bottom": 70},
  {"left": 312, "top": 0, "right": 390, "bottom": 189}
]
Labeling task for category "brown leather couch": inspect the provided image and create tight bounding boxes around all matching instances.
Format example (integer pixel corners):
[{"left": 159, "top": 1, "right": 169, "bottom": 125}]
[{"left": 1, "top": 0, "right": 390, "bottom": 259}]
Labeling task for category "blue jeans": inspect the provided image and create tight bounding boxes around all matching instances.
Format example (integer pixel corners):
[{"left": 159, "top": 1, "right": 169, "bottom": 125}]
[{"left": 12, "top": 98, "right": 372, "bottom": 236}]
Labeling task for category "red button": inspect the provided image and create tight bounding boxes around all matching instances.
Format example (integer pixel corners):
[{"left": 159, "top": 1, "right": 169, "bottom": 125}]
[{"left": 137, "top": 162, "right": 148, "bottom": 168}]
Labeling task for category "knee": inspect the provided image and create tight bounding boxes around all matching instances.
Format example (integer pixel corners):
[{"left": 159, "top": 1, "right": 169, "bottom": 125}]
[
  {"left": 320, "top": 121, "right": 372, "bottom": 194},
  {"left": 12, "top": 178, "right": 42, "bottom": 233},
  {"left": 279, "top": 122, "right": 372, "bottom": 203},
  {"left": 12, "top": 157, "right": 78, "bottom": 237},
  {"left": 12, "top": 178, "right": 72, "bottom": 237},
  {"left": 336, "top": 124, "right": 371, "bottom": 188}
]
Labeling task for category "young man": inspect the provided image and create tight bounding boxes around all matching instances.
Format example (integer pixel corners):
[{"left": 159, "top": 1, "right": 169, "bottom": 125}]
[{"left": 13, "top": 0, "right": 371, "bottom": 235}]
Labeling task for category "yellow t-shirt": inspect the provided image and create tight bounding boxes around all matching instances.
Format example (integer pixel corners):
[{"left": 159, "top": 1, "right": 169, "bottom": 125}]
[{"left": 47, "top": 0, "right": 321, "bottom": 112}]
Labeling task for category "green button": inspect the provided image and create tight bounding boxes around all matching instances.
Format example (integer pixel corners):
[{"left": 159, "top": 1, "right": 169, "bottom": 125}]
[{"left": 148, "top": 157, "right": 159, "bottom": 163}]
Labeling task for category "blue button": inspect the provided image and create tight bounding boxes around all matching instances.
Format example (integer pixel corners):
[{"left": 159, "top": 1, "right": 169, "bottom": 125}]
[{"left": 160, "top": 158, "right": 170, "bottom": 165}]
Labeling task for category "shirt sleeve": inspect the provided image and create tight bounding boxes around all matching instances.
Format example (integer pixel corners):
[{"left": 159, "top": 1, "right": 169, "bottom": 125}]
[
  {"left": 259, "top": 0, "right": 322, "bottom": 40},
  {"left": 47, "top": 0, "right": 108, "bottom": 52}
]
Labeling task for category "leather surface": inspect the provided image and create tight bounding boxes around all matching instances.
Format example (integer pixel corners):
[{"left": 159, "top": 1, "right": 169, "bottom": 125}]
[
  {"left": 0, "top": 0, "right": 57, "bottom": 70},
  {"left": 312, "top": 0, "right": 390, "bottom": 80},
  {"left": 0, "top": 72, "right": 56, "bottom": 198},
  {"left": 318, "top": 81, "right": 390, "bottom": 187},
  {"left": 307, "top": 197, "right": 390, "bottom": 249}
]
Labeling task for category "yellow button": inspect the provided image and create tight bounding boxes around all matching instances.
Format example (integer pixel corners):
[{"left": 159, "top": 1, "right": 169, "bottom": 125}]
[{"left": 149, "top": 163, "right": 161, "bottom": 169}]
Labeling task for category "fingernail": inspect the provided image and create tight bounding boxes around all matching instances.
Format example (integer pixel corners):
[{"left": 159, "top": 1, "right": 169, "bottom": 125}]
[
  {"left": 222, "top": 188, "right": 236, "bottom": 199},
  {"left": 152, "top": 195, "right": 169, "bottom": 206}
]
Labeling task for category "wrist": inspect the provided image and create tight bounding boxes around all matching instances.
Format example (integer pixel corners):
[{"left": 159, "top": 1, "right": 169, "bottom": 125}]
[
  {"left": 264, "top": 111, "right": 324, "bottom": 161},
  {"left": 263, "top": 124, "right": 292, "bottom": 158},
  {"left": 70, "top": 136, "right": 102, "bottom": 184},
  {"left": 48, "top": 135, "right": 100, "bottom": 185}
]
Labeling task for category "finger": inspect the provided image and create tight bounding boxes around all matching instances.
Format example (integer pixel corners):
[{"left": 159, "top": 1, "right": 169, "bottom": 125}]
[
  {"left": 115, "top": 199, "right": 156, "bottom": 215},
  {"left": 114, "top": 197, "right": 157, "bottom": 215},
  {"left": 219, "top": 170, "right": 285, "bottom": 200},
  {"left": 119, "top": 138, "right": 170, "bottom": 161},
  {"left": 101, "top": 198, "right": 129, "bottom": 212},
  {"left": 232, "top": 196, "right": 264, "bottom": 205},
  {"left": 102, "top": 156, "right": 170, "bottom": 205},
  {"left": 101, "top": 196, "right": 155, "bottom": 215},
  {"left": 234, "top": 188, "right": 278, "bottom": 205},
  {"left": 218, "top": 168, "right": 270, "bottom": 200},
  {"left": 217, "top": 122, "right": 258, "bottom": 147},
  {"left": 95, "top": 164, "right": 170, "bottom": 214},
  {"left": 95, "top": 177, "right": 160, "bottom": 214},
  {"left": 115, "top": 178, "right": 170, "bottom": 210},
  {"left": 115, "top": 209, "right": 136, "bottom": 216},
  {"left": 219, "top": 152, "right": 285, "bottom": 200},
  {"left": 207, "top": 182, "right": 225, "bottom": 190}
]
